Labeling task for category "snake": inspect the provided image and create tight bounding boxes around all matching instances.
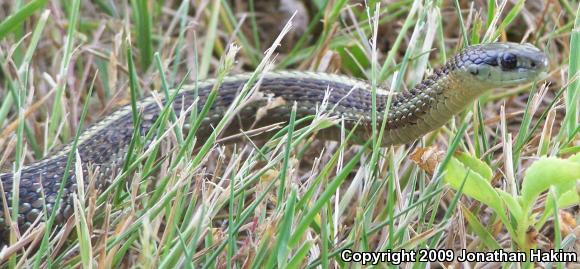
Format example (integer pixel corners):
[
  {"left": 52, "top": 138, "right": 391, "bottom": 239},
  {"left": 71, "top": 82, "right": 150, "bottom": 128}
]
[{"left": 0, "top": 42, "right": 547, "bottom": 243}]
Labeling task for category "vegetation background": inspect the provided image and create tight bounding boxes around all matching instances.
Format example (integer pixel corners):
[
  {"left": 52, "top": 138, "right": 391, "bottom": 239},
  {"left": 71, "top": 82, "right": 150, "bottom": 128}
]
[{"left": 0, "top": 0, "right": 578, "bottom": 268}]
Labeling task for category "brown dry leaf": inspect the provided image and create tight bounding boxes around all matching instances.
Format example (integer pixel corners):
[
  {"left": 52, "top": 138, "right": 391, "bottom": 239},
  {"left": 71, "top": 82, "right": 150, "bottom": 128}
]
[
  {"left": 526, "top": 226, "right": 538, "bottom": 247},
  {"left": 559, "top": 210, "right": 577, "bottom": 238},
  {"left": 409, "top": 147, "right": 445, "bottom": 175},
  {"left": 255, "top": 97, "right": 287, "bottom": 123}
]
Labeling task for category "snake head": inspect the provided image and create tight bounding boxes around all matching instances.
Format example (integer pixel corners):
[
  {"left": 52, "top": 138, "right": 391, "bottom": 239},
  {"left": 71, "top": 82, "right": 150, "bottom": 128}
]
[{"left": 456, "top": 42, "right": 548, "bottom": 87}]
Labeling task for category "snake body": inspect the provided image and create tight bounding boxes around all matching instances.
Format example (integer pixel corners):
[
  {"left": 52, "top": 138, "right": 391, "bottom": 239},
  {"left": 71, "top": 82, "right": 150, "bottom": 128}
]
[{"left": 0, "top": 43, "right": 547, "bottom": 241}]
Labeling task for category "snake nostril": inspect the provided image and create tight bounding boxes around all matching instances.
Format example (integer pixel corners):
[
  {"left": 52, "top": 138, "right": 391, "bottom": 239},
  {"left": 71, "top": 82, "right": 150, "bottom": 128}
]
[{"left": 531, "top": 61, "right": 536, "bottom": 67}]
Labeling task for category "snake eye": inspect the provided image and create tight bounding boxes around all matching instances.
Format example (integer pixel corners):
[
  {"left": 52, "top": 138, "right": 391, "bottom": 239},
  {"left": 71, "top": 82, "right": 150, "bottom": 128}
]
[{"left": 500, "top": 53, "right": 518, "bottom": 70}]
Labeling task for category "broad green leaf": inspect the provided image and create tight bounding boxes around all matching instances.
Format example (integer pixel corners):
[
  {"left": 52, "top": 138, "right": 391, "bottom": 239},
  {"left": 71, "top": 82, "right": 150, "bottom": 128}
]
[
  {"left": 497, "top": 189, "right": 523, "bottom": 222},
  {"left": 570, "top": 153, "right": 580, "bottom": 163},
  {"left": 557, "top": 187, "right": 580, "bottom": 208},
  {"left": 521, "top": 157, "right": 580, "bottom": 209},
  {"left": 455, "top": 152, "right": 493, "bottom": 181},
  {"left": 444, "top": 153, "right": 501, "bottom": 211},
  {"left": 540, "top": 186, "right": 580, "bottom": 230},
  {"left": 338, "top": 44, "right": 371, "bottom": 77}
]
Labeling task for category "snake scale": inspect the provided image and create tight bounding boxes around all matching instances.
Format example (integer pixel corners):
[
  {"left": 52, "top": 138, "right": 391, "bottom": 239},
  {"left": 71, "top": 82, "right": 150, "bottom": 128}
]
[{"left": 0, "top": 42, "right": 547, "bottom": 243}]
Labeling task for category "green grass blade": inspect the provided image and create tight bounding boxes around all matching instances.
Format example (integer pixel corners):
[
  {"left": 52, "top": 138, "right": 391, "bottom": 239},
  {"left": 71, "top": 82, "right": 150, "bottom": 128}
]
[
  {"left": 199, "top": 0, "right": 221, "bottom": 79},
  {"left": 46, "top": 0, "right": 80, "bottom": 150},
  {"left": 0, "top": 0, "right": 47, "bottom": 40},
  {"left": 564, "top": 5, "right": 580, "bottom": 139},
  {"left": 130, "top": 0, "right": 154, "bottom": 70},
  {"left": 34, "top": 69, "right": 93, "bottom": 269}
]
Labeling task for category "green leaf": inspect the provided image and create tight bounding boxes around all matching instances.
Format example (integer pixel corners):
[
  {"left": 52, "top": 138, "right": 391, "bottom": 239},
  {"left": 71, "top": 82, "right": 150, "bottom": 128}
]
[
  {"left": 520, "top": 157, "right": 580, "bottom": 209},
  {"left": 497, "top": 189, "right": 523, "bottom": 221},
  {"left": 541, "top": 188, "right": 580, "bottom": 217},
  {"left": 455, "top": 152, "right": 493, "bottom": 181},
  {"left": 570, "top": 153, "right": 580, "bottom": 163},
  {"left": 558, "top": 188, "right": 580, "bottom": 208},
  {"left": 443, "top": 153, "right": 501, "bottom": 211},
  {"left": 337, "top": 44, "right": 370, "bottom": 77}
]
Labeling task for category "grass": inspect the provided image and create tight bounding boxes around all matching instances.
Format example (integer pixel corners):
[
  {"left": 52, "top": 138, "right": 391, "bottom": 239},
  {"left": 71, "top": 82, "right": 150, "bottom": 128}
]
[{"left": 0, "top": 0, "right": 578, "bottom": 268}]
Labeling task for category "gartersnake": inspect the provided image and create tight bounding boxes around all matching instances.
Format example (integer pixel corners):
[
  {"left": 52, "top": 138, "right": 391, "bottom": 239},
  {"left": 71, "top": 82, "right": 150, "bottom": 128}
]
[{"left": 0, "top": 42, "right": 547, "bottom": 242}]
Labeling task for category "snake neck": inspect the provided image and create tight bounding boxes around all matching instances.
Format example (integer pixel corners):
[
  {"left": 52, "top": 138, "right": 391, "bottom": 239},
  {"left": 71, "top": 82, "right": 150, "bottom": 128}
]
[{"left": 380, "top": 64, "right": 486, "bottom": 145}]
